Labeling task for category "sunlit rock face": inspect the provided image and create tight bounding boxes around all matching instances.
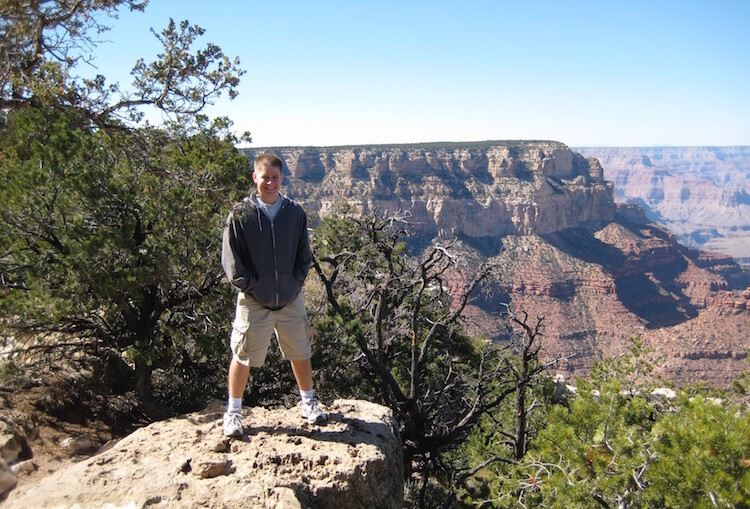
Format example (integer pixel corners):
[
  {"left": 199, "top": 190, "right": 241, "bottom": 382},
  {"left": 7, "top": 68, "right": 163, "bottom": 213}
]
[
  {"left": 5, "top": 400, "right": 403, "bottom": 509},
  {"left": 246, "top": 141, "right": 615, "bottom": 239}
]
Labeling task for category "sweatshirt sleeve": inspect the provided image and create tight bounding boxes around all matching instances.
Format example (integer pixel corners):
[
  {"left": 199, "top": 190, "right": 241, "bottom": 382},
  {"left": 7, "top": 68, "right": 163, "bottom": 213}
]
[
  {"left": 221, "top": 213, "right": 257, "bottom": 293},
  {"left": 293, "top": 211, "right": 314, "bottom": 284}
]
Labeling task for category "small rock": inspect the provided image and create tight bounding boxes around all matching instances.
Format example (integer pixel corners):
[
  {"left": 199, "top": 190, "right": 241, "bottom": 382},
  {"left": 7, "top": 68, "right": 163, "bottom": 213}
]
[
  {"left": 60, "top": 436, "right": 95, "bottom": 455},
  {"left": 649, "top": 388, "right": 677, "bottom": 401},
  {"left": 194, "top": 458, "right": 230, "bottom": 479},
  {"left": 177, "top": 458, "right": 192, "bottom": 474},
  {"left": 9, "top": 459, "right": 35, "bottom": 476},
  {"left": 209, "top": 437, "right": 231, "bottom": 453},
  {"left": 0, "top": 417, "right": 30, "bottom": 465},
  {"left": 0, "top": 433, "right": 22, "bottom": 464}
]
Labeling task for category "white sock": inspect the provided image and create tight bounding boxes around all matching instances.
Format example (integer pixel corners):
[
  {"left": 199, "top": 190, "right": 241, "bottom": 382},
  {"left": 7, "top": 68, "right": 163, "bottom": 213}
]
[
  {"left": 300, "top": 389, "right": 314, "bottom": 405},
  {"left": 227, "top": 397, "right": 242, "bottom": 413}
]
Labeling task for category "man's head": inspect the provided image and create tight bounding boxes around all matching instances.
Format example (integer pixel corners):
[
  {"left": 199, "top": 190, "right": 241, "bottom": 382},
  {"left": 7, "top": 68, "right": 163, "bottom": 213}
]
[{"left": 253, "top": 153, "right": 284, "bottom": 204}]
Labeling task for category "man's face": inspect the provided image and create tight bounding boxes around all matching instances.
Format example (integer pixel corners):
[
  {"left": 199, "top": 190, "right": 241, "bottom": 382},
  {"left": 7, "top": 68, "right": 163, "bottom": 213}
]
[{"left": 253, "top": 164, "right": 283, "bottom": 204}]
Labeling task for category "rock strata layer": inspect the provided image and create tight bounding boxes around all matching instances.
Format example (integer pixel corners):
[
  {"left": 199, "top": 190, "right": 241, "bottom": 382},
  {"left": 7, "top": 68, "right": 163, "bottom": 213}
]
[
  {"left": 245, "top": 141, "right": 614, "bottom": 239},
  {"left": 4, "top": 399, "right": 403, "bottom": 509}
]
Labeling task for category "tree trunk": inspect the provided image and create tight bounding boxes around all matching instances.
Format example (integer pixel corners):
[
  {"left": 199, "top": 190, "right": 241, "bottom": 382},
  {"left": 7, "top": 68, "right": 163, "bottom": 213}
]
[
  {"left": 134, "top": 356, "right": 153, "bottom": 402},
  {"left": 514, "top": 352, "right": 528, "bottom": 461}
]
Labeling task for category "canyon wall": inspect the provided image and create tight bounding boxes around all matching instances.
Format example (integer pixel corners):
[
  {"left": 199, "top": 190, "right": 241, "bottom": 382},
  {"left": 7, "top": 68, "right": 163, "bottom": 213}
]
[
  {"left": 246, "top": 141, "right": 614, "bottom": 240},
  {"left": 576, "top": 146, "right": 750, "bottom": 266}
]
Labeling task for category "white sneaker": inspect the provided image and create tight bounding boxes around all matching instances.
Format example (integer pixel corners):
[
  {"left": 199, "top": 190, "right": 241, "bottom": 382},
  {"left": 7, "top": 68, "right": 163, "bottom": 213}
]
[
  {"left": 300, "top": 398, "right": 328, "bottom": 424},
  {"left": 223, "top": 411, "right": 244, "bottom": 436}
]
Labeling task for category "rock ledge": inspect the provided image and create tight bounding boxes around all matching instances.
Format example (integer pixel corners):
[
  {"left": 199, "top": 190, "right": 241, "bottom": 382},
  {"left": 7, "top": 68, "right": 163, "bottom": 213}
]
[{"left": 4, "top": 399, "right": 403, "bottom": 509}]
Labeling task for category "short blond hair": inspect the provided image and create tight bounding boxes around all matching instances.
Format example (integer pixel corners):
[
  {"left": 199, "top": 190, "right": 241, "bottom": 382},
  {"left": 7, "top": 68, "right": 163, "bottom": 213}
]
[{"left": 254, "top": 153, "right": 283, "bottom": 173}]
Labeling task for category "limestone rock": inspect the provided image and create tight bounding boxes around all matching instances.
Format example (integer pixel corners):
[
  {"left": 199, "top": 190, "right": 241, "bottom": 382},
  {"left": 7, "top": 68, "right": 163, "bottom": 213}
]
[
  {"left": 0, "top": 417, "right": 30, "bottom": 465},
  {"left": 4, "top": 399, "right": 403, "bottom": 509},
  {"left": 248, "top": 141, "right": 616, "bottom": 240},
  {"left": 9, "top": 460, "right": 35, "bottom": 476},
  {"left": 0, "top": 434, "right": 22, "bottom": 465},
  {"left": 60, "top": 436, "right": 95, "bottom": 456},
  {"left": 0, "top": 458, "right": 17, "bottom": 498}
]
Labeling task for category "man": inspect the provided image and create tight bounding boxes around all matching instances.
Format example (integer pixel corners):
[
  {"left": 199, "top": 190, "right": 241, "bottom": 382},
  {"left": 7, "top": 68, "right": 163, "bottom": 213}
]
[{"left": 221, "top": 153, "right": 327, "bottom": 437}]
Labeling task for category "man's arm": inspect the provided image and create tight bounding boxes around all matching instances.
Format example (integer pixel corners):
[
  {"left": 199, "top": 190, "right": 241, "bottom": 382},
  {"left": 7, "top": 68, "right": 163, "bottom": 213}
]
[
  {"left": 293, "top": 211, "right": 313, "bottom": 284},
  {"left": 221, "top": 214, "right": 257, "bottom": 293}
]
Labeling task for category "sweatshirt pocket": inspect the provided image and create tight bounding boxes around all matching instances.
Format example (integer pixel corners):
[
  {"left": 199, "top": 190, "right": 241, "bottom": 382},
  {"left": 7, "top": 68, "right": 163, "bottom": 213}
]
[
  {"left": 277, "top": 273, "right": 301, "bottom": 308},
  {"left": 251, "top": 274, "right": 276, "bottom": 309}
]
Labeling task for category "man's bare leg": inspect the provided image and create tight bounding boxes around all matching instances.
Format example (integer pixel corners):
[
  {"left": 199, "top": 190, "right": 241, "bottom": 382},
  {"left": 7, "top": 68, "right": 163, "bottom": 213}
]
[
  {"left": 290, "top": 358, "right": 313, "bottom": 392},
  {"left": 223, "top": 358, "right": 250, "bottom": 436},
  {"left": 228, "top": 358, "right": 251, "bottom": 398}
]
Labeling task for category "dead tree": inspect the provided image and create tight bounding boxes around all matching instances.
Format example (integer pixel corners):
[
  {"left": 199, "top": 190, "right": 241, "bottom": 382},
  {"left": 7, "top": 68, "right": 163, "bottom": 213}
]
[
  {"left": 502, "top": 305, "right": 548, "bottom": 461},
  {"left": 438, "top": 306, "right": 550, "bottom": 509},
  {"left": 312, "top": 210, "right": 514, "bottom": 482}
]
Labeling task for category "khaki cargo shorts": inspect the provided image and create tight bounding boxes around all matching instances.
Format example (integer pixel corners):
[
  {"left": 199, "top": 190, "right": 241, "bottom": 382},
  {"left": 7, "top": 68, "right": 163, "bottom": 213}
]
[{"left": 230, "top": 290, "right": 312, "bottom": 367}]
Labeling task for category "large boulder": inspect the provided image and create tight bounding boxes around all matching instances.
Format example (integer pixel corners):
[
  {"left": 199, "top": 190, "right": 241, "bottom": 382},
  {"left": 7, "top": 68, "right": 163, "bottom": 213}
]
[{"left": 4, "top": 399, "right": 403, "bottom": 509}]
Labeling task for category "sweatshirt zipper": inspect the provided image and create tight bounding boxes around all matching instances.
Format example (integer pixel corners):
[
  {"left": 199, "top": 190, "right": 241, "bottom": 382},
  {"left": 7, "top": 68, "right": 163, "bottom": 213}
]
[
  {"left": 270, "top": 219, "right": 279, "bottom": 308},
  {"left": 254, "top": 195, "right": 285, "bottom": 308}
]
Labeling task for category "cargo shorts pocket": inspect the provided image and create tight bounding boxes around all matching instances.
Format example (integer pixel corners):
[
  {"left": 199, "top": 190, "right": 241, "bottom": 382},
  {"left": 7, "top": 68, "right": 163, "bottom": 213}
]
[
  {"left": 305, "top": 319, "right": 314, "bottom": 342},
  {"left": 230, "top": 322, "right": 250, "bottom": 361},
  {"left": 230, "top": 292, "right": 251, "bottom": 358},
  {"left": 233, "top": 292, "right": 253, "bottom": 329}
]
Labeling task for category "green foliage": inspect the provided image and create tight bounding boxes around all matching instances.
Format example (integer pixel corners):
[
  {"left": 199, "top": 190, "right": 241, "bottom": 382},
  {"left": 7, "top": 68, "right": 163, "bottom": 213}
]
[
  {"left": 511, "top": 378, "right": 657, "bottom": 508},
  {"left": 312, "top": 210, "right": 487, "bottom": 409},
  {"left": 458, "top": 327, "right": 556, "bottom": 507},
  {"left": 460, "top": 339, "right": 750, "bottom": 509},
  {"left": 1, "top": 1, "right": 248, "bottom": 410},
  {"left": 311, "top": 207, "right": 513, "bottom": 508},
  {"left": 308, "top": 296, "right": 375, "bottom": 402},
  {"left": 1, "top": 1, "right": 244, "bottom": 130},
  {"left": 0, "top": 359, "right": 18, "bottom": 379},
  {"left": 645, "top": 395, "right": 750, "bottom": 508},
  {"left": 731, "top": 354, "right": 750, "bottom": 405},
  {"left": 0, "top": 106, "right": 250, "bottom": 405}
]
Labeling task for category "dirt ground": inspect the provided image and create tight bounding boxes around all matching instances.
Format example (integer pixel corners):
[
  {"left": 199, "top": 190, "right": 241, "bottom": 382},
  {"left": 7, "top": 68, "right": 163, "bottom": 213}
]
[{"left": 0, "top": 359, "right": 150, "bottom": 493}]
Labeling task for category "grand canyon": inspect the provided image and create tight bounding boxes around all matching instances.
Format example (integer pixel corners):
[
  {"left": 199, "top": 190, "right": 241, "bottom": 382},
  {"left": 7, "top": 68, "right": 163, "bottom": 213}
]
[
  {"left": 244, "top": 142, "right": 749, "bottom": 388},
  {"left": 576, "top": 146, "right": 750, "bottom": 267},
  {"left": 4, "top": 142, "right": 747, "bottom": 505}
]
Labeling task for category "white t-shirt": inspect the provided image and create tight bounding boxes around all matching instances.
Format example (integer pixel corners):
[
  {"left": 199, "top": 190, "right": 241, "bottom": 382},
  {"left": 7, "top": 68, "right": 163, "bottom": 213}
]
[{"left": 255, "top": 196, "right": 282, "bottom": 221}]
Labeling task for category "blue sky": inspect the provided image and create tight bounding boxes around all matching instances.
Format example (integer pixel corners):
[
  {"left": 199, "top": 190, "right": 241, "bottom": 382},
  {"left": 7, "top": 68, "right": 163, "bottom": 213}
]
[{"left": 90, "top": 1, "right": 750, "bottom": 147}]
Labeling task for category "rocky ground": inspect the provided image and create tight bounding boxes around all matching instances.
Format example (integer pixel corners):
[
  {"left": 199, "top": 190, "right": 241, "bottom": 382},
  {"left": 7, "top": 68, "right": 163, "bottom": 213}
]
[
  {"left": 3, "top": 398, "right": 402, "bottom": 508},
  {"left": 0, "top": 360, "right": 154, "bottom": 501},
  {"left": 0, "top": 358, "right": 403, "bottom": 508}
]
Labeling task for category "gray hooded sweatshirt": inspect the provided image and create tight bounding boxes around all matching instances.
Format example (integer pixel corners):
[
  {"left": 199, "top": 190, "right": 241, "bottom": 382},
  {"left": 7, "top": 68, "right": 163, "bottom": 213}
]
[{"left": 221, "top": 194, "right": 313, "bottom": 310}]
